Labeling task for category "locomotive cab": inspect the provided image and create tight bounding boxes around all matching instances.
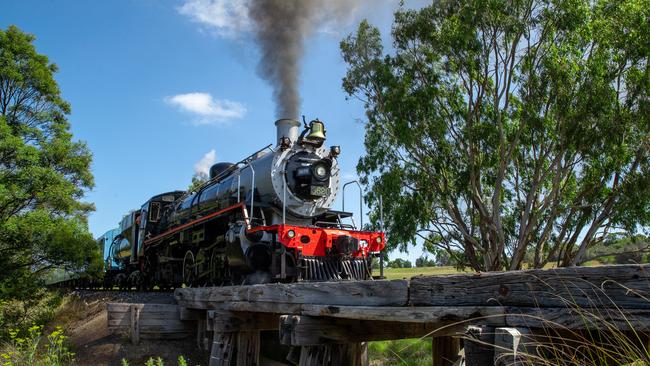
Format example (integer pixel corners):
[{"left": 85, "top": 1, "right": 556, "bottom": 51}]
[{"left": 137, "top": 191, "right": 185, "bottom": 250}]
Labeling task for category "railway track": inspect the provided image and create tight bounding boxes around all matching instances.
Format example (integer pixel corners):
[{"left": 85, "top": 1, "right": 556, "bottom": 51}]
[{"left": 47, "top": 280, "right": 178, "bottom": 293}]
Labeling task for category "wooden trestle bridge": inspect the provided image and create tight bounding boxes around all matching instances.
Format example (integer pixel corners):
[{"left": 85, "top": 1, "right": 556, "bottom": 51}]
[{"left": 108, "top": 263, "right": 650, "bottom": 365}]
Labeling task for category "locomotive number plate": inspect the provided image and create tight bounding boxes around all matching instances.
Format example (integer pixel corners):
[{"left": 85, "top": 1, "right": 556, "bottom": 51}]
[{"left": 310, "top": 186, "right": 330, "bottom": 197}]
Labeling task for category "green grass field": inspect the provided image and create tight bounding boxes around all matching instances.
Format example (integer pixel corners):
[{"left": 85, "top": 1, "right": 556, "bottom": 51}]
[{"left": 379, "top": 266, "right": 464, "bottom": 280}]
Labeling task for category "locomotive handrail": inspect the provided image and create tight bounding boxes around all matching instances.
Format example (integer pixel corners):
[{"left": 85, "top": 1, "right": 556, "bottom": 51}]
[
  {"left": 249, "top": 162, "right": 255, "bottom": 229},
  {"left": 282, "top": 177, "right": 287, "bottom": 225},
  {"left": 185, "top": 144, "right": 275, "bottom": 205},
  {"left": 379, "top": 194, "right": 384, "bottom": 278},
  {"left": 313, "top": 221, "right": 356, "bottom": 230},
  {"left": 237, "top": 174, "right": 241, "bottom": 203}
]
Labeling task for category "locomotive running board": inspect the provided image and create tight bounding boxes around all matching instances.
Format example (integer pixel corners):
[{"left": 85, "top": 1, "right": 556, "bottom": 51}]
[{"left": 144, "top": 202, "right": 248, "bottom": 245}]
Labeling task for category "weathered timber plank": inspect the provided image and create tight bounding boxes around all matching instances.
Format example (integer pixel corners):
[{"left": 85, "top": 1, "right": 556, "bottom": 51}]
[
  {"left": 212, "top": 302, "right": 506, "bottom": 324},
  {"left": 279, "top": 315, "right": 465, "bottom": 345},
  {"left": 463, "top": 325, "right": 495, "bottom": 366},
  {"left": 107, "top": 303, "right": 179, "bottom": 313},
  {"left": 206, "top": 310, "right": 279, "bottom": 332},
  {"left": 175, "top": 280, "right": 408, "bottom": 309},
  {"left": 140, "top": 333, "right": 190, "bottom": 340},
  {"left": 130, "top": 304, "right": 140, "bottom": 345},
  {"left": 138, "top": 323, "right": 195, "bottom": 333},
  {"left": 432, "top": 336, "right": 461, "bottom": 366},
  {"left": 209, "top": 332, "right": 234, "bottom": 366},
  {"left": 298, "top": 344, "right": 368, "bottom": 366},
  {"left": 236, "top": 331, "right": 260, "bottom": 366},
  {"left": 351, "top": 342, "right": 369, "bottom": 366},
  {"left": 180, "top": 307, "right": 202, "bottom": 321},
  {"left": 107, "top": 302, "right": 195, "bottom": 335},
  {"left": 410, "top": 264, "right": 650, "bottom": 308},
  {"left": 108, "top": 317, "right": 195, "bottom": 327},
  {"left": 108, "top": 312, "right": 186, "bottom": 322},
  {"left": 505, "top": 307, "right": 650, "bottom": 331},
  {"left": 109, "top": 319, "right": 195, "bottom": 332},
  {"left": 493, "top": 327, "right": 532, "bottom": 366}
]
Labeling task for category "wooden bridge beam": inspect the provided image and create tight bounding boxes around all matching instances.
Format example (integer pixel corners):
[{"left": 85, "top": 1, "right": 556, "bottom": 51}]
[
  {"left": 175, "top": 279, "right": 409, "bottom": 309},
  {"left": 410, "top": 265, "right": 650, "bottom": 308},
  {"left": 278, "top": 314, "right": 459, "bottom": 345},
  {"left": 207, "top": 310, "right": 278, "bottom": 332}
]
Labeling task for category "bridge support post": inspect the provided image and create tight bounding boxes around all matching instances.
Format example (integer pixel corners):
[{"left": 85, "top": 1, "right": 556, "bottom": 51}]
[
  {"left": 207, "top": 310, "right": 277, "bottom": 366},
  {"left": 463, "top": 325, "right": 495, "bottom": 366},
  {"left": 129, "top": 304, "right": 142, "bottom": 345},
  {"left": 209, "top": 331, "right": 235, "bottom": 366},
  {"left": 431, "top": 336, "right": 460, "bottom": 366},
  {"left": 493, "top": 327, "right": 531, "bottom": 366},
  {"left": 296, "top": 343, "right": 368, "bottom": 366}
]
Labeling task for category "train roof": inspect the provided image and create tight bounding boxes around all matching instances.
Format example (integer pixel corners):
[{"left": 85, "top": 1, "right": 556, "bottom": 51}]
[{"left": 148, "top": 190, "right": 186, "bottom": 201}]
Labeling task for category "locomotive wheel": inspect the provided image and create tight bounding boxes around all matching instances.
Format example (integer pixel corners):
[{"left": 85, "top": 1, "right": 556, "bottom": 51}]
[
  {"left": 209, "top": 250, "right": 230, "bottom": 286},
  {"left": 183, "top": 250, "right": 197, "bottom": 287}
]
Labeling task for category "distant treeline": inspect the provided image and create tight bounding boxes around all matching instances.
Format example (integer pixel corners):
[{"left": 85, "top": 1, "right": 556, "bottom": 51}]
[{"left": 386, "top": 235, "right": 650, "bottom": 269}]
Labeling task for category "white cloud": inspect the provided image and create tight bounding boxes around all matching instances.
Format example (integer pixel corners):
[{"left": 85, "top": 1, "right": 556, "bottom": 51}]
[
  {"left": 177, "top": 0, "right": 251, "bottom": 37},
  {"left": 194, "top": 149, "right": 216, "bottom": 176},
  {"left": 165, "top": 92, "right": 246, "bottom": 125}
]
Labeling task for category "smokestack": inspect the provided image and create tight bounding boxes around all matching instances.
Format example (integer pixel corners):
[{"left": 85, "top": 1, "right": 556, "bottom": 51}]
[{"left": 275, "top": 118, "right": 301, "bottom": 145}]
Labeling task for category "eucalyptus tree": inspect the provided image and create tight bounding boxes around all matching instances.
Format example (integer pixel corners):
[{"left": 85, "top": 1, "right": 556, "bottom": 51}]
[
  {"left": 0, "top": 26, "right": 100, "bottom": 297},
  {"left": 341, "top": 0, "right": 649, "bottom": 271}
]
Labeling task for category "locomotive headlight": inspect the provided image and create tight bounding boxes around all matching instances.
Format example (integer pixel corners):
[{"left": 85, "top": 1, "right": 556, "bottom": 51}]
[
  {"left": 360, "top": 240, "right": 369, "bottom": 248},
  {"left": 375, "top": 236, "right": 382, "bottom": 244},
  {"left": 287, "top": 230, "right": 296, "bottom": 238},
  {"left": 314, "top": 164, "right": 327, "bottom": 179}
]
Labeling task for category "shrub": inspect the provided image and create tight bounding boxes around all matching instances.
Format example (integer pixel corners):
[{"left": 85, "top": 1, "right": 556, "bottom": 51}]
[
  {"left": 0, "top": 325, "right": 74, "bottom": 366},
  {"left": 121, "top": 356, "right": 190, "bottom": 366},
  {"left": 0, "top": 290, "right": 63, "bottom": 340}
]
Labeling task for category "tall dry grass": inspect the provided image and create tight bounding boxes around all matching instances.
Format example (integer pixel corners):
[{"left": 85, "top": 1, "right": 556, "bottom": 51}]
[{"left": 381, "top": 274, "right": 650, "bottom": 366}]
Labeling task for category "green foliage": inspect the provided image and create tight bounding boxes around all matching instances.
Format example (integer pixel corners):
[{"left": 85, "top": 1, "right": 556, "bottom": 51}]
[
  {"left": 145, "top": 357, "right": 164, "bottom": 366},
  {"left": 0, "top": 290, "right": 63, "bottom": 340},
  {"left": 0, "top": 325, "right": 74, "bottom": 366},
  {"left": 341, "top": 0, "right": 650, "bottom": 271},
  {"left": 0, "top": 25, "right": 99, "bottom": 299},
  {"left": 368, "top": 338, "right": 432, "bottom": 366},
  {"left": 388, "top": 258, "right": 412, "bottom": 268},
  {"left": 583, "top": 234, "right": 650, "bottom": 264},
  {"left": 414, "top": 256, "right": 436, "bottom": 267},
  {"left": 121, "top": 356, "right": 191, "bottom": 366}
]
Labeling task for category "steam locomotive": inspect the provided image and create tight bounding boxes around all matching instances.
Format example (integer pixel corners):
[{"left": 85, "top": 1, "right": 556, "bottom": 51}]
[{"left": 104, "top": 118, "right": 385, "bottom": 289}]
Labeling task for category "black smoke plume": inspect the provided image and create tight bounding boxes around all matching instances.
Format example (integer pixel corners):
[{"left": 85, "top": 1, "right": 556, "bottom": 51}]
[{"left": 248, "top": 0, "right": 358, "bottom": 119}]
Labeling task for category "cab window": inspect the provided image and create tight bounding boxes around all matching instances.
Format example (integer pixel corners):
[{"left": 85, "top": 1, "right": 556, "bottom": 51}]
[{"left": 149, "top": 202, "right": 161, "bottom": 222}]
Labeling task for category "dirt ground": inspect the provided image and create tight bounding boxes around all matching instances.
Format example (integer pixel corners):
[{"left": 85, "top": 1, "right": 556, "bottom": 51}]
[{"left": 56, "top": 291, "right": 209, "bottom": 366}]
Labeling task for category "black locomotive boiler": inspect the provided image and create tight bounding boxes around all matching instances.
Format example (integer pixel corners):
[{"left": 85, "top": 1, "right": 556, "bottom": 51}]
[{"left": 105, "top": 118, "right": 385, "bottom": 289}]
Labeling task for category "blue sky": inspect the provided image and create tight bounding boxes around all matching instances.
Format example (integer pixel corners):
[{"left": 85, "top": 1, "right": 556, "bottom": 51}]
[{"left": 1, "top": 0, "right": 428, "bottom": 263}]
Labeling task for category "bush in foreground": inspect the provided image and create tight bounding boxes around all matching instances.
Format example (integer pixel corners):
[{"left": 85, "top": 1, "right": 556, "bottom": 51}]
[{"left": 0, "top": 325, "right": 73, "bottom": 366}]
